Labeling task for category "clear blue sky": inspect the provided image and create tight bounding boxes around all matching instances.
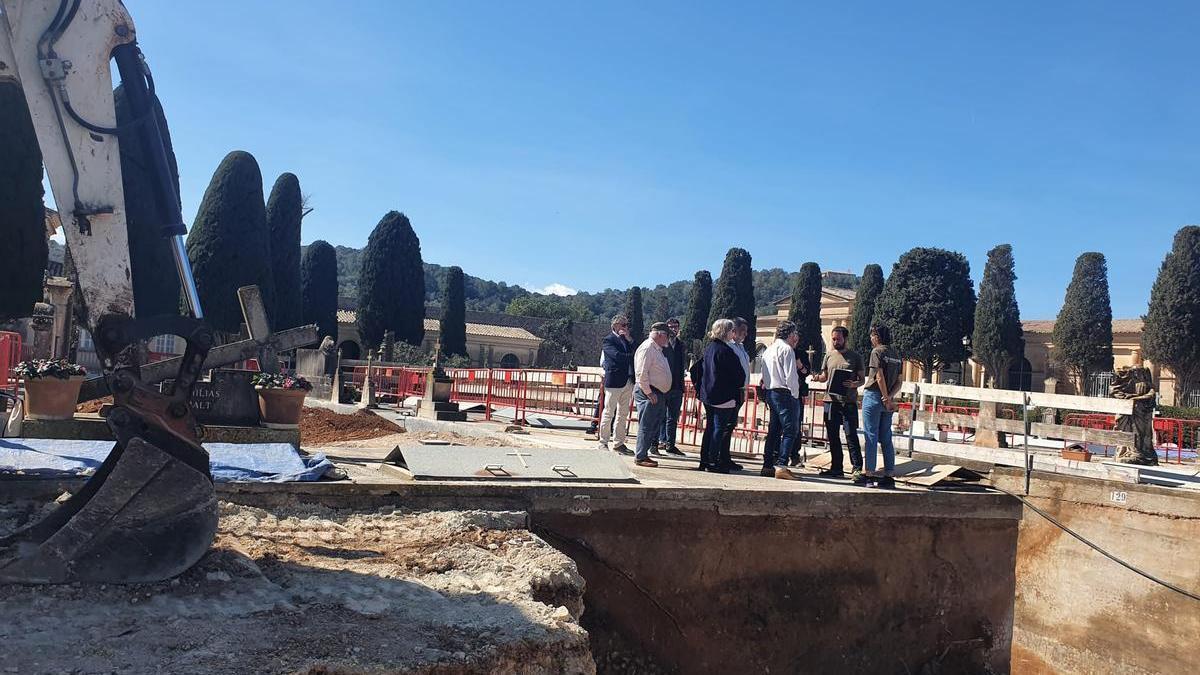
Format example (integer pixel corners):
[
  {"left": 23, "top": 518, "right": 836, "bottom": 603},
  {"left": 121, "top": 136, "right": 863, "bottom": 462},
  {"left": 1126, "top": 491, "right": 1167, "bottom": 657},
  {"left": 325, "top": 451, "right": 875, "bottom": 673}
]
[{"left": 124, "top": 0, "right": 1197, "bottom": 318}]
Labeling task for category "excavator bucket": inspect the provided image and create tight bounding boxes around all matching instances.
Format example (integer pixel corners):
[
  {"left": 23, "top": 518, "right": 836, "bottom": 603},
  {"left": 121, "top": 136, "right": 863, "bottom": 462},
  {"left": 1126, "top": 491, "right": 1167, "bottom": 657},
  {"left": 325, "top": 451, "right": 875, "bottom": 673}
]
[
  {"left": 0, "top": 436, "right": 217, "bottom": 583},
  {"left": 0, "top": 316, "right": 218, "bottom": 584}
]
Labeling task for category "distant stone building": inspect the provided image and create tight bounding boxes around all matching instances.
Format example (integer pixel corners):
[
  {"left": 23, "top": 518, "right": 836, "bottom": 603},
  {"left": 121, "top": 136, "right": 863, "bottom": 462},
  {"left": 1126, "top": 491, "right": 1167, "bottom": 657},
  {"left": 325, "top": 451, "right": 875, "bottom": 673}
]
[{"left": 335, "top": 308, "right": 542, "bottom": 368}]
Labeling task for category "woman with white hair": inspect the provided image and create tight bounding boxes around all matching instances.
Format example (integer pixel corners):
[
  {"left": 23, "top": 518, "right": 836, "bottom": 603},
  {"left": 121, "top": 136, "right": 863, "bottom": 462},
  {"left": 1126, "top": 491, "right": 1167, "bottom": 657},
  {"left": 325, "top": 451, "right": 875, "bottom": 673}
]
[{"left": 696, "top": 319, "right": 746, "bottom": 473}]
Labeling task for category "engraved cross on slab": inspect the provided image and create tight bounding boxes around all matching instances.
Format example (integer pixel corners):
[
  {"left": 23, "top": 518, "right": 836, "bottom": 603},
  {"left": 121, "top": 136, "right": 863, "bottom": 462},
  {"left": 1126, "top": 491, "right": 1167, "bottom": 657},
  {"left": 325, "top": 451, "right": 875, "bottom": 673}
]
[{"left": 506, "top": 449, "right": 534, "bottom": 468}]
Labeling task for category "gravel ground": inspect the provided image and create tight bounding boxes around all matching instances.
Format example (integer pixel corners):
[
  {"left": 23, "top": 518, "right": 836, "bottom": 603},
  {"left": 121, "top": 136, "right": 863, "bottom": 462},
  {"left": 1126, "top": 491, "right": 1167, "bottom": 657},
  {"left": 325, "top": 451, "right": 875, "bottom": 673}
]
[{"left": 1, "top": 502, "right": 593, "bottom": 674}]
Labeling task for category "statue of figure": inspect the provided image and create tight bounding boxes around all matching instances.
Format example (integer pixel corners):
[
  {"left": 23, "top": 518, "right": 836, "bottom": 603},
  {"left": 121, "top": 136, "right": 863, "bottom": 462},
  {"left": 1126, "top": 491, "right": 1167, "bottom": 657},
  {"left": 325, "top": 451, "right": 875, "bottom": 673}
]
[
  {"left": 1110, "top": 366, "right": 1158, "bottom": 465},
  {"left": 378, "top": 330, "right": 395, "bottom": 363}
]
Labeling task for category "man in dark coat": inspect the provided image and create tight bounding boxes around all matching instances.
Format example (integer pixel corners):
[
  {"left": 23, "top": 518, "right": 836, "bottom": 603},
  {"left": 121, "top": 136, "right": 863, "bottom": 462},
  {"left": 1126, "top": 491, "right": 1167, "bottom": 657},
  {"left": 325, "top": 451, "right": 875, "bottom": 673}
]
[
  {"left": 598, "top": 314, "right": 635, "bottom": 455},
  {"left": 657, "top": 317, "right": 687, "bottom": 456}
]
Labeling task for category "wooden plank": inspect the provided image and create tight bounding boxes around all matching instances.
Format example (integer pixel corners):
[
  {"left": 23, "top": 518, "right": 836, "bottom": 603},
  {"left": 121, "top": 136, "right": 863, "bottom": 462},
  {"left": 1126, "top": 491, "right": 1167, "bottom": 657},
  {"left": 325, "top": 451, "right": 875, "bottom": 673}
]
[
  {"left": 78, "top": 324, "right": 319, "bottom": 401},
  {"left": 899, "top": 381, "right": 1134, "bottom": 415},
  {"left": 1029, "top": 422, "right": 1133, "bottom": 447},
  {"left": 1025, "top": 390, "right": 1132, "bottom": 416},
  {"left": 899, "top": 381, "right": 1025, "bottom": 404}
]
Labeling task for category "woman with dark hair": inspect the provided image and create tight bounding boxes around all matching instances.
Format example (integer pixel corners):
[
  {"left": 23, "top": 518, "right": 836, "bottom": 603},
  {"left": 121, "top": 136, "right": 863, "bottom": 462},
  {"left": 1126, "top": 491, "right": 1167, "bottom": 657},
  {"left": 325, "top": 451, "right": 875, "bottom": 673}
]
[
  {"left": 860, "top": 324, "right": 904, "bottom": 487},
  {"left": 696, "top": 319, "right": 745, "bottom": 473}
]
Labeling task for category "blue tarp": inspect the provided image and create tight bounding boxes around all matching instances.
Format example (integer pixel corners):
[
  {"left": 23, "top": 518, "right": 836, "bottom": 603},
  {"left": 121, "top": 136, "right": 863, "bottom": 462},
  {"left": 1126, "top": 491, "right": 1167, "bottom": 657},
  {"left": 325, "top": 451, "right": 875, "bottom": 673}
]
[{"left": 0, "top": 438, "right": 335, "bottom": 482}]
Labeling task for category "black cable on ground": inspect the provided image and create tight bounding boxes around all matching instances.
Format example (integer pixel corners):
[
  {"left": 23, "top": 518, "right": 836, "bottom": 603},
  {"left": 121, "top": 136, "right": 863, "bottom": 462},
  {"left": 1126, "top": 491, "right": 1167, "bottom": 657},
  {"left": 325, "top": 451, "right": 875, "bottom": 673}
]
[{"left": 990, "top": 483, "right": 1200, "bottom": 603}]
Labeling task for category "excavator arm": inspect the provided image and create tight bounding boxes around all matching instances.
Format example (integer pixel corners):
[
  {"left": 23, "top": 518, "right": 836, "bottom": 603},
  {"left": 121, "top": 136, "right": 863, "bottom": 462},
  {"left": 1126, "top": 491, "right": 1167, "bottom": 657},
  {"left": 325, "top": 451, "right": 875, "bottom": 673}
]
[{"left": 0, "top": 0, "right": 218, "bottom": 583}]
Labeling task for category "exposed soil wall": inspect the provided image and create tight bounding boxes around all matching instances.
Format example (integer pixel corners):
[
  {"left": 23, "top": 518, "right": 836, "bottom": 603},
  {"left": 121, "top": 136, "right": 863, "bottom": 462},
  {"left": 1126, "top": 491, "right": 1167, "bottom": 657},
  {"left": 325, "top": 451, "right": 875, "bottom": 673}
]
[
  {"left": 994, "top": 468, "right": 1200, "bottom": 675},
  {"left": 535, "top": 508, "right": 1018, "bottom": 674}
]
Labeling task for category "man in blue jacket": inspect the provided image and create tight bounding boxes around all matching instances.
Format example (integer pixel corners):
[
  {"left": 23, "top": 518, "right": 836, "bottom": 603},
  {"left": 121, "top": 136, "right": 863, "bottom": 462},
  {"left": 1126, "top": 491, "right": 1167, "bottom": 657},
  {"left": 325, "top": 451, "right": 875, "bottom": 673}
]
[{"left": 599, "top": 314, "right": 635, "bottom": 455}]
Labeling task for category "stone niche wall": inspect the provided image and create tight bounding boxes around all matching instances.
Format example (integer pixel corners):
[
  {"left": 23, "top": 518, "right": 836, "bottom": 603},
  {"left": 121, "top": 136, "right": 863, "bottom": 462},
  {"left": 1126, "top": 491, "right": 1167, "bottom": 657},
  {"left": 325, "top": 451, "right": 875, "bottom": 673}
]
[{"left": 994, "top": 468, "right": 1200, "bottom": 675}]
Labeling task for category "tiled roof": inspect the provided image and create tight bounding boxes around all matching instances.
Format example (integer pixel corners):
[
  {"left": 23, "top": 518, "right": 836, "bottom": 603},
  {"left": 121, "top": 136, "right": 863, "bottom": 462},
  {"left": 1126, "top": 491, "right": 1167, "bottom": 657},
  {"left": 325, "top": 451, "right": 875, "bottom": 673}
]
[
  {"left": 422, "top": 318, "right": 540, "bottom": 341},
  {"left": 1022, "top": 319, "right": 1144, "bottom": 334},
  {"left": 773, "top": 287, "right": 857, "bottom": 305},
  {"left": 336, "top": 309, "right": 538, "bottom": 341}
]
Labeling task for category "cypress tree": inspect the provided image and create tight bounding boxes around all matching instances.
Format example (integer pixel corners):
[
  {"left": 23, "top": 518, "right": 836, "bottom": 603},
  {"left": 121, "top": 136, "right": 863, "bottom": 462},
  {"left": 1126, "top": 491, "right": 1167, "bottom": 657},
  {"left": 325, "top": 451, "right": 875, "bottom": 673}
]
[
  {"left": 185, "top": 151, "right": 274, "bottom": 333},
  {"left": 1142, "top": 226, "right": 1200, "bottom": 403},
  {"left": 707, "top": 247, "right": 757, "bottom": 356},
  {"left": 873, "top": 247, "right": 976, "bottom": 380},
  {"left": 849, "top": 264, "right": 884, "bottom": 357},
  {"left": 114, "top": 83, "right": 181, "bottom": 317},
  {"left": 439, "top": 266, "right": 468, "bottom": 358},
  {"left": 1052, "top": 252, "right": 1114, "bottom": 390},
  {"left": 972, "top": 244, "right": 1024, "bottom": 387},
  {"left": 0, "top": 82, "right": 48, "bottom": 322},
  {"left": 266, "top": 173, "right": 303, "bottom": 329},
  {"left": 624, "top": 287, "right": 644, "bottom": 344},
  {"left": 357, "top": 211, "right": 424, "bottom": 349},
  {"left": 788, "top": 262, "right": 824, "bottom": 365},
  {"left": 656, "top": 293, "right": 670, "bottom": 323},
  {"left": 300, "top": 240, "right": 339, "bottom": 342},
  {"left": 680, "top": 270, "right": 712, "bottom": 358}
]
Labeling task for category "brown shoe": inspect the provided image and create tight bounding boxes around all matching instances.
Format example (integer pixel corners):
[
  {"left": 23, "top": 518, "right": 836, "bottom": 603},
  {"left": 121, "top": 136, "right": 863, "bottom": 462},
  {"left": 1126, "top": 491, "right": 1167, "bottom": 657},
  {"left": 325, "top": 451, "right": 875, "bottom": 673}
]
[
  {"left": 635, "top": 458, "right": 659, "bottom": 468},
  {"left": 774, "top": 467, "right": 799, "bottom": 480}
]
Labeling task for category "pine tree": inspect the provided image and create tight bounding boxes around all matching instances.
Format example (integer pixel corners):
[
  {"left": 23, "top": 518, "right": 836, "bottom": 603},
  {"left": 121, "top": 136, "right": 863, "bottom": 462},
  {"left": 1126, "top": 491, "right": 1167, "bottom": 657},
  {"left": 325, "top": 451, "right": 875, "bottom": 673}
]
[
  {"left": 185, "top": 151, "right": 274, "bottom": 333},
  {"left": 624, "top": 287, "right": 644, "bottom": 344},
  {"left": 439, "top": 266, "right": 468, "bottom": 358},
  {"left": 849, "top": 264, "right": 884, "bottom": 358},
  {"left": 873, "top": 247, "right": 976, "bottom": 380},
  {"left": 680, "top": 270, "right": 712, "bottom": 358},
  {"left": 0, "top": 82, "right": 48, "bottom": 322},
  {"left": 972, "top": 245, "right": 1024, "bottom": 387},
  {"left": 356, "top": 211, "right": 425, "bottom": 349},
  {"left": 266, "top": 173, "right": 303, "bottom": 329},
  {"left": 788, "top": 262, "right": 824, "bottom": 365},
  {"left": 1052, "top": 252, "right": 1114, "bottom": 390},
  {"left": 1142, "top": 226, "right": 1200, "bottom": 403},
  {"left": 301, "top": 240, "right": 339, "bottom": 343},
  {"left": 707, "top": 248, "right": 757, "bottom": 356},
  {"left": 114, "top": 83, "right": 180, "bottom": 317}
]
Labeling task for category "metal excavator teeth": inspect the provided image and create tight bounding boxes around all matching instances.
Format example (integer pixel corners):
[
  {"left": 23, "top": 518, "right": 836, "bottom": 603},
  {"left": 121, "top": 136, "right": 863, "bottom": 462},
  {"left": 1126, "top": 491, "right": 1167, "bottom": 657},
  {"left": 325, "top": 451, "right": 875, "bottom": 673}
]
[{"left": 0, "top": 316, "right": 218, "bottom": 584}]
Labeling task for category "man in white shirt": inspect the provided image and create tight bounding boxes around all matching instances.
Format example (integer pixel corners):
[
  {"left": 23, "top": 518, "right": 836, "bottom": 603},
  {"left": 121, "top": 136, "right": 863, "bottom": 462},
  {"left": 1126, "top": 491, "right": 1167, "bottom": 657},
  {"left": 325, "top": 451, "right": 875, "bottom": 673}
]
[
  {"left": 632, "top": 323, "right": 673, "bottom": 467},
  {"left": 759, "top": 321, "right": 801, "bottom": 480}
]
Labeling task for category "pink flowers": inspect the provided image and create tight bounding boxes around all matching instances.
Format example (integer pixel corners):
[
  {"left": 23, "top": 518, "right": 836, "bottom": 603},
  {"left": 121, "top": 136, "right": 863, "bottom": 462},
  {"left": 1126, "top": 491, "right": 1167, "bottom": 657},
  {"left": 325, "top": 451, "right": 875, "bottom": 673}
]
[{"left": 251, "top": 372, "right": 313, "bottom": 391}]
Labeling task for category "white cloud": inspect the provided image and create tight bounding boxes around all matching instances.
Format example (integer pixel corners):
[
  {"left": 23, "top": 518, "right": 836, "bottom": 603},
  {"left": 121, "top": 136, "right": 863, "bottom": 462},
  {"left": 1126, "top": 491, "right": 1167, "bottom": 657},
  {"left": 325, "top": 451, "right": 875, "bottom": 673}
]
[{"left": 533, "top": 283, "right": 578, "bottom": 296}]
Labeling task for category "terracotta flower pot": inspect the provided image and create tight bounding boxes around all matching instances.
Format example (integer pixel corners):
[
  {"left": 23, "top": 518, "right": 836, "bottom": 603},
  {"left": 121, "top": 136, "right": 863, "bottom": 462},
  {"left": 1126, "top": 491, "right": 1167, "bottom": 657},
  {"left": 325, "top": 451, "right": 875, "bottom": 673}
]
[
  {"left": 1061, "top": 447, "right": 1093, "bottom": 462},
  {"left": 24, "top": 376, "right": 86, "bottom": 421},
  {"left": 258, "top": 388, "right": 307, "bottom": 429}
]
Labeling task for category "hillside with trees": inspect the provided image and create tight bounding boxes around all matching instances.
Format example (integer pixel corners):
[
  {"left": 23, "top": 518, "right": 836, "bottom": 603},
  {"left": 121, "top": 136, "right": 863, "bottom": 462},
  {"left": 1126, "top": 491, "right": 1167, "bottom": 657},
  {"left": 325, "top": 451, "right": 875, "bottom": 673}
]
[{"left": 309, "top": 243, "right": 856, "bottom": 324}]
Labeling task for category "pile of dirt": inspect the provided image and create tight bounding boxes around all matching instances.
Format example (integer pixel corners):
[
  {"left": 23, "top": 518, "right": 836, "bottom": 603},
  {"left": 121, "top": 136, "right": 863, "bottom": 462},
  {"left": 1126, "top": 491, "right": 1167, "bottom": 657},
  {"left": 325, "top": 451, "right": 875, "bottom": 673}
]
[
  {"left": 1, "top": 502, "right": 593, "bottom": 674},
  {"left": 75, "top": 395, "right": 112, "bottom": 414},
  {"left": 299, "top": 406, "right": 404, "bottom": 444}
]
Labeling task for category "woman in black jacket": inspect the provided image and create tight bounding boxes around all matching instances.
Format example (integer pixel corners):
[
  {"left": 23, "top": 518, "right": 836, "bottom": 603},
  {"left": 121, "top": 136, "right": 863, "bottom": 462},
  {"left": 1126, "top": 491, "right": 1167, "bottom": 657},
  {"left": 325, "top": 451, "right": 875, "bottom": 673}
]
[{"left": 697, "top": 318, "right": 746, "bottom": 472}]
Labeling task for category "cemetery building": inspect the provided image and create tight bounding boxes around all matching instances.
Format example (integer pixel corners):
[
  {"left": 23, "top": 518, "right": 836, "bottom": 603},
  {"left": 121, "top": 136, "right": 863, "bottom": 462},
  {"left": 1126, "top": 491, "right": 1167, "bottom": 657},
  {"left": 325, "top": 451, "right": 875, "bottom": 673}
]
[{"left": 335, "top": 308, "right": 542, "bottom": 368}]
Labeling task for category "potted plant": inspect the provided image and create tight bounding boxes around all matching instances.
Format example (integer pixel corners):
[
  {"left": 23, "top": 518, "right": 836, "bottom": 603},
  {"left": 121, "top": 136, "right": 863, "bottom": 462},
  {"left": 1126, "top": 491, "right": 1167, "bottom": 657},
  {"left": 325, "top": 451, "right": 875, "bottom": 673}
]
[
  {"left": 16, "top": 359, "right": 88, "bottom": 421},
  {"left": 1061, "top": 443, "right": 1093, "bottom": 462},
  {"left": 252, "top": 372, "right": 312, "bottom": 429}
]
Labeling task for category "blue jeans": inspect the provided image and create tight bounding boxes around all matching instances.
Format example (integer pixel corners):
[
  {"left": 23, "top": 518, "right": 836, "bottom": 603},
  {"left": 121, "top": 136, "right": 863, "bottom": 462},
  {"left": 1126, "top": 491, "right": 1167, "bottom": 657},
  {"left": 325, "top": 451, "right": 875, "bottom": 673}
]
[
  {"left": 861, "top": 389, "right": 895, "bottom": 474},
  {"left": 764, "top": 389, "right": 800, "bottom": 469},
  {"left": 659, "top": 389, "right": 684, "bottom": 445},
  {"left": 634, "top": 388, "right": 667, "bottom": 461}
]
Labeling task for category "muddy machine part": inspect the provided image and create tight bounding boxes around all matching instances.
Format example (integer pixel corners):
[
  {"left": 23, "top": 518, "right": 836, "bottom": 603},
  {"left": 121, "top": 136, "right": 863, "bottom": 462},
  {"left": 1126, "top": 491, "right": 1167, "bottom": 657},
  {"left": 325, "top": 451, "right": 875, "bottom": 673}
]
[{"left": 0, "top": 0, "right": 217, "bottom": 583}]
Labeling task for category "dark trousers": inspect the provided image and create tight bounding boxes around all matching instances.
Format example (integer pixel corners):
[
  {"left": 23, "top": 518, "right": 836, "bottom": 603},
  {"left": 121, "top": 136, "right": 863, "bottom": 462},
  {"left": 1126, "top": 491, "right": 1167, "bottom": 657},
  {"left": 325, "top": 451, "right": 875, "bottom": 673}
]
[
  {"left": 659, "top": 389, "right": 684, "bottom": 445},
  {"left": 789, "top": 399, "right": 807, "bottom": 463},
  {"left": 825, "top": 399, "right": 862, "bottom": 473},
  {"left": 700, "top": 404, "right": 738, "bottom": 468}
]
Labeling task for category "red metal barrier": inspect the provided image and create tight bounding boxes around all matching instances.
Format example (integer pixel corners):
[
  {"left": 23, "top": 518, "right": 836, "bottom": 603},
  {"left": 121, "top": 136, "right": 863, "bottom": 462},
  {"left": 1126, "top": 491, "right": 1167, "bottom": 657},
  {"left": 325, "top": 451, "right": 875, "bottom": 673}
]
[{"left": 0, "top": 331, "right": 21, "bottom": 395}]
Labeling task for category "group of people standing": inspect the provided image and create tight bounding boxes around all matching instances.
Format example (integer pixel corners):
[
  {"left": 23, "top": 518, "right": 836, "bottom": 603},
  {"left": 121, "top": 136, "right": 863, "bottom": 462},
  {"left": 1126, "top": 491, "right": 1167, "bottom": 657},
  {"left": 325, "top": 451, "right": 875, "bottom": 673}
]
[{"left": 597, "top": 314, "right": 904, "bottom": 487}]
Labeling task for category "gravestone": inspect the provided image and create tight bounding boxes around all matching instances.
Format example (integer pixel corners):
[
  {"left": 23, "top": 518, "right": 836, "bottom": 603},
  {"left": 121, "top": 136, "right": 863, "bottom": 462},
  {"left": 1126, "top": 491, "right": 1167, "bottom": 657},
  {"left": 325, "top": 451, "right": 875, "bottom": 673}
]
[{"left": 161, "top": 369, "right": 260, "bottom": 426}]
